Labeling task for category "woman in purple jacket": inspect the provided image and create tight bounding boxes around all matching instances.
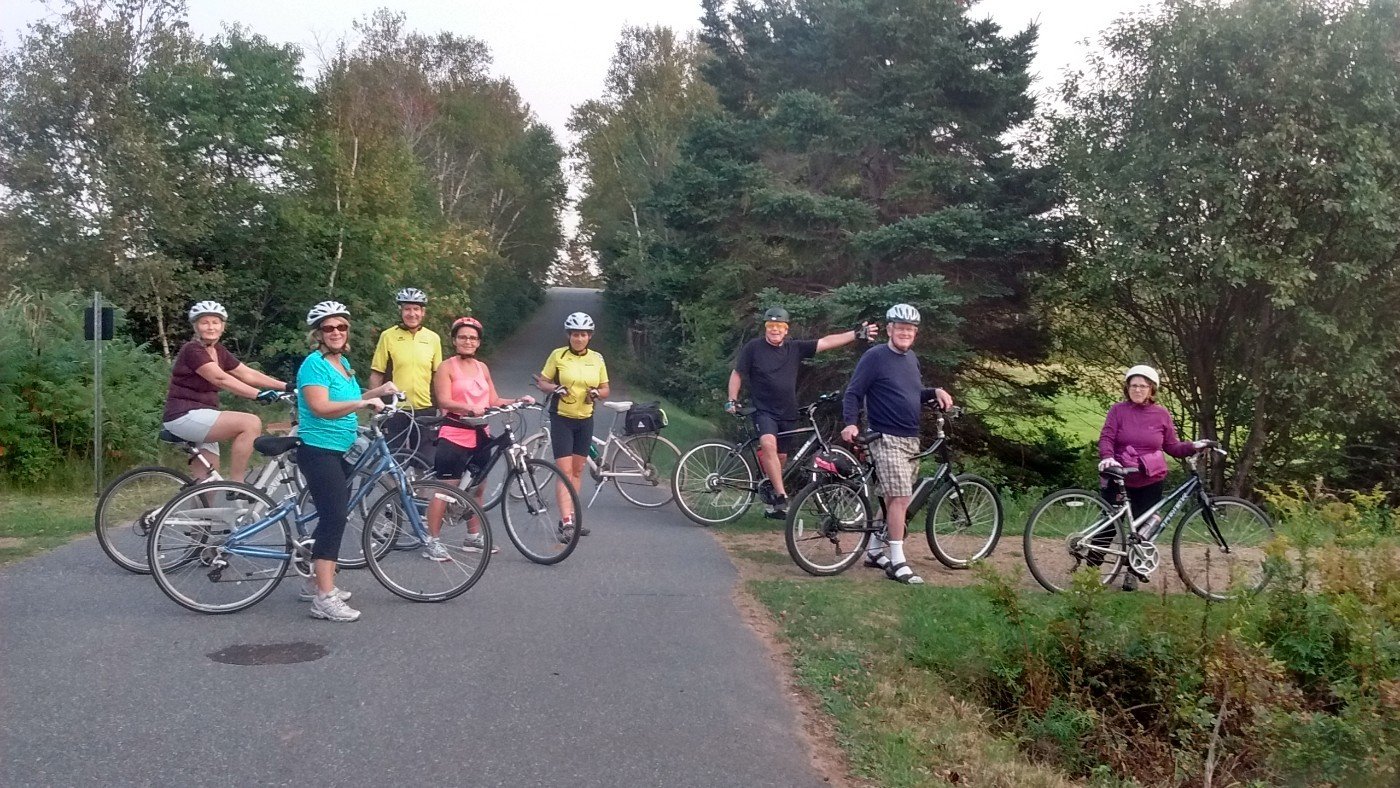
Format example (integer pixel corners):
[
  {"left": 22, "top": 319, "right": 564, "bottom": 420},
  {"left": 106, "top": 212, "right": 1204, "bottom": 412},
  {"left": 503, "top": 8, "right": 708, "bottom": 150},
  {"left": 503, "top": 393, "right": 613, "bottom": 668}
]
[{"left": 1096, "top": 364, "right": 1209, "bottom": 589}]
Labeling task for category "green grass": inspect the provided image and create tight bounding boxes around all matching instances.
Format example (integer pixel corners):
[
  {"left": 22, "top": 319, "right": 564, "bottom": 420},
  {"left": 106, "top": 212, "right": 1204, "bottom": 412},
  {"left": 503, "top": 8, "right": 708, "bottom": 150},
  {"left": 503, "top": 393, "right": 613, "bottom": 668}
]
[{"left": 0, "top": 488, "right": 92, "bottom": 565}]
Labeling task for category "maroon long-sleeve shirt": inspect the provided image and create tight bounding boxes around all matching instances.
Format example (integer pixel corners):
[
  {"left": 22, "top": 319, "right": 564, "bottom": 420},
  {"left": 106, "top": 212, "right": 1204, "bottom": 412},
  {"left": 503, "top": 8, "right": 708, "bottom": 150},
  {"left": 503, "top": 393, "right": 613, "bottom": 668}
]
[{"left": 1098, "top": 401, "right": 1194, "bottom": 487}]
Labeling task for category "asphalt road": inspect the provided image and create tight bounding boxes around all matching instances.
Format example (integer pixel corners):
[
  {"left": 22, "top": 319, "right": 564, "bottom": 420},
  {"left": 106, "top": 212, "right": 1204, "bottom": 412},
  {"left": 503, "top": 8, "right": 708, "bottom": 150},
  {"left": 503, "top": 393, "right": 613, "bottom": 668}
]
[{"left": 0, "top": 287, "right": 824, "bottom": 787}]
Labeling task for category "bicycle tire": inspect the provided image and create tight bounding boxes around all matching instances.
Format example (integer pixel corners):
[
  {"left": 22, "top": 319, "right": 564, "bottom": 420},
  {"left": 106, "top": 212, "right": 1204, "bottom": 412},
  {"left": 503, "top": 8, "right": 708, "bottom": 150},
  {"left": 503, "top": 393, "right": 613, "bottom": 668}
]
[
  {"left": 95, "top": 466, "right": 193, "bottom": 573},
  {"left": 785, "top": 480, "right": 873, "bottom": 576},
  {"left": 148, "top": 481, "right": 290, "bottom": 614},
  {"left": 671, "top": 441, "right": 757, "bottom": 525},
  {"left": 611, "top": 433, "right": 681, "bottom": 508},
  {"left": 1172, "top": 496, "right": 1276, "bottom": 601},
  {"left": 500, "top": 458, "right": 582, "bottom": 564},
  {"left": 362, "top": 480, "right": 492, "bottom": 602},
  {"left": 925, "top": 473, "right": 1003, "bottom": 569},
  {"left": 1023, "top": 488, "right": 1125, "bottom": 593}
]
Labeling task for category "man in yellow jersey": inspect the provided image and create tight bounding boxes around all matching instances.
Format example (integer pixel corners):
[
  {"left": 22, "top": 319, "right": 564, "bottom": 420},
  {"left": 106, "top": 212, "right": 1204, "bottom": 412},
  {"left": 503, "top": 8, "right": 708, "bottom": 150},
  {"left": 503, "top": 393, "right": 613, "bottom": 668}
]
[{"left": 371, "top": 287, "right": 442, "bottom": 466}]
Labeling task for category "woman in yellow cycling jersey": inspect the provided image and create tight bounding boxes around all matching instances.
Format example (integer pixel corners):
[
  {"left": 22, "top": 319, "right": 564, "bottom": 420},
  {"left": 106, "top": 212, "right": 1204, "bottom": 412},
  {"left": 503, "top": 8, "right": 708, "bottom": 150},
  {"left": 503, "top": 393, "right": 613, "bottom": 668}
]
[{"left": 534, "top": 311, "right": 608, "bottom": 542}]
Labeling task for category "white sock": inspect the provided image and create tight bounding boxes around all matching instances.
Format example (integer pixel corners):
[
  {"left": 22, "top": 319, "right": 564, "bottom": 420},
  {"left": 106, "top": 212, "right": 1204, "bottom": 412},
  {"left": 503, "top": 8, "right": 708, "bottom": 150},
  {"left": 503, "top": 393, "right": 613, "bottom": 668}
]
[
  {"left": 867, "top": 535, "right": 887, "bottom": 558},
  {"left": 888, "top": 540, "right": 906, "bottom": 565}
]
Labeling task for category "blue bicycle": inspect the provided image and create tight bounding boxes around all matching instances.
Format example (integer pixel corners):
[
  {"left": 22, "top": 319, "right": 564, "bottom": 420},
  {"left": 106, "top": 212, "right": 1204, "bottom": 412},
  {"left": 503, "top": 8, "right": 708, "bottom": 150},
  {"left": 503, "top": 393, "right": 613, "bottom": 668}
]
[{"left": 147, "top": 407, "right": 492, "bottom": 613}]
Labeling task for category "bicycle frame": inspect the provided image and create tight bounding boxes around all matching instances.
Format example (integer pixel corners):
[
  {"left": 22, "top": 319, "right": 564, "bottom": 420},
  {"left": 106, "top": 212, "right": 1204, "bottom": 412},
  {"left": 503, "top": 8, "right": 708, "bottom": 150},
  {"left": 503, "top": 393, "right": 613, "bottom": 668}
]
[
  {"left": 1071, "top": 457, "right": 1216, "bottom": 573},
  {"left": 728, "top": 392, "right": 844, "bottom": 493},
  {"left": 172, "top": 416, "right": 421, "bottom": 575}
]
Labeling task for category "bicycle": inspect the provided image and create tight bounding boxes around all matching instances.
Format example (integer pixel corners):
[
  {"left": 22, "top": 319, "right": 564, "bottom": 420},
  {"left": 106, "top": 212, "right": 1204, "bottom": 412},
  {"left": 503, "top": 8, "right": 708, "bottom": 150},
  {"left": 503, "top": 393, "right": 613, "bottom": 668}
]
[
  {"left": 94, "top": 394, "right": 301, "bottom": 574},
  {"left": 783, "top": 405, "right": 1004, "bottom": 575},
  {"left": 146, "top": 404, "right": 491, "bottom": 614},
  {"left": 437, "top": 400, "right": 585, "bottom": 565},
  {"left": 671, "top": 391, "right": 861, "bottom": 526},
  {"left": 516, "top": 388, "right": 681, "bottom": 509},
  {"left": 1021, "top": 442, "right": 1276, "bottom": 601}
]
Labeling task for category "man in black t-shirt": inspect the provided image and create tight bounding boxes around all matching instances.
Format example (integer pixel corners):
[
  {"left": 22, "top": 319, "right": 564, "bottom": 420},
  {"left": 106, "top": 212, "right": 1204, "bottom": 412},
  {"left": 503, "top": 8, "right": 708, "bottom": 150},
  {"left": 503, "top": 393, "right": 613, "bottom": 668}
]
[{"left": 727, "top": 306, "right": 877, "bottom": 517}]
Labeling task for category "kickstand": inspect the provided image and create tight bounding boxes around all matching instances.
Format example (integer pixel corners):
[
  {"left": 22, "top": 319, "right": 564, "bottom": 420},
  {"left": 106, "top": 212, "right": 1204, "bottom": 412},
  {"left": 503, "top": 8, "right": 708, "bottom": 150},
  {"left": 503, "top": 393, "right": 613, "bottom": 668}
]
[{"left": 586, "top": 480, "right": 604, "bottom": 509}]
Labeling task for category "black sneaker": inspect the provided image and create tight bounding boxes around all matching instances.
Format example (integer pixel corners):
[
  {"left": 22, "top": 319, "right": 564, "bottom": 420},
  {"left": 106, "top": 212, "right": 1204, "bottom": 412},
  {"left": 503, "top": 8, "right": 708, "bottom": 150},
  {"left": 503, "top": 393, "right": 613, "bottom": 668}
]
[
  {"left": 764, "top": 495, "right": 789, "bottom": 520},
  {"left": 557, "top": 519, "right": 574, "bottom": 545}
]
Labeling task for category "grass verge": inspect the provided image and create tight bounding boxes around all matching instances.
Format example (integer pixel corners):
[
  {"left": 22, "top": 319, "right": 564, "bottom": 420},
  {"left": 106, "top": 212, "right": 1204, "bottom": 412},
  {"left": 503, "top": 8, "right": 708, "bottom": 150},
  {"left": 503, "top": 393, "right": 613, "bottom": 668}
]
[{"left": 0, "top": 488, "right": 92, "bottom": 565}]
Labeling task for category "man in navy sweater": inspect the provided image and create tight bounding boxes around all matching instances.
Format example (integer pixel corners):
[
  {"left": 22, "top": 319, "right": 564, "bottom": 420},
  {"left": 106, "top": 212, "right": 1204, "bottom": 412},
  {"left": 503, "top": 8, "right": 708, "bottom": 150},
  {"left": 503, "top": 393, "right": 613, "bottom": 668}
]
[{"left": 840, "top": 304, "right": 953, "bottom": 585}]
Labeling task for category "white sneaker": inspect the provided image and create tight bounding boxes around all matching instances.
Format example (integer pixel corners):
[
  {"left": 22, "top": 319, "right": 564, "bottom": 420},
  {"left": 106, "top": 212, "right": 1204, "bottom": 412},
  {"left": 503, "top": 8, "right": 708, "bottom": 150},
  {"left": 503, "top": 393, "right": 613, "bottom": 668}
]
[
  {"left": 298, "top": 582, "right": 351, "bottom": 602},
  {"left": 421, "top": 537, "right": 450, "bottom": 562},
  {"left": 309, "top": 593, "right": 360, "bottom": 622},
  {"left": 463, "top": 532, "right": 498, "bottom": 555}
]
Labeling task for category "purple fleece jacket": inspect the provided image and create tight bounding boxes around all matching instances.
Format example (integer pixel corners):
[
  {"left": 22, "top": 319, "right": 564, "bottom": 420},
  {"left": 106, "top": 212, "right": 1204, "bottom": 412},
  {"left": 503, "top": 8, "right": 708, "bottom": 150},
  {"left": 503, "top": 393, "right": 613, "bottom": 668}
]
[{"left": 1098, "top": 401, "right": 1194, "bottom": 487}]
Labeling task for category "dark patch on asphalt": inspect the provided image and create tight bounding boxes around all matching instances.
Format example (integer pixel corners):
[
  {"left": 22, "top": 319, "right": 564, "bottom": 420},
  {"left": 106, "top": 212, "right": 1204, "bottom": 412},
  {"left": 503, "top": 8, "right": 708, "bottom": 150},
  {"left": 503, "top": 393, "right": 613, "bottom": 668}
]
[{"left": 208, "top": 642, "right": 329, "bottom": 665}]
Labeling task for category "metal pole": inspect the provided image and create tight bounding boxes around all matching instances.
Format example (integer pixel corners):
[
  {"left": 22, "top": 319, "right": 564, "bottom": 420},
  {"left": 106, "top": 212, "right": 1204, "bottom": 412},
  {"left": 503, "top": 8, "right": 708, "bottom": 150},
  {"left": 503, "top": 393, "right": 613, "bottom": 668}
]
[{"left": 93, "top": 290, "right": 103, "bottom": 497}]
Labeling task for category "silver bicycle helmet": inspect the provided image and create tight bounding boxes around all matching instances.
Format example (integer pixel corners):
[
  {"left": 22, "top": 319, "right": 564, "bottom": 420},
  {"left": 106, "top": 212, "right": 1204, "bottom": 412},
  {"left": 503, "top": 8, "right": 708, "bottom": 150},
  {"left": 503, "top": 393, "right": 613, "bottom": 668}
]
[
  {"left": 306, "top": 300, "right": 351, "bottom": 328},
  {"left": 564, "top": 312, "right": 595, "bottom": 331},
  {"left": 885, "top": 303, "right": 921, "bottom": 325},
  {"left": 188, "top": 300, "right": 228, "bottom": 323},
  {"left": 395, "top": 287, "right": 427, "bottom": 305}
]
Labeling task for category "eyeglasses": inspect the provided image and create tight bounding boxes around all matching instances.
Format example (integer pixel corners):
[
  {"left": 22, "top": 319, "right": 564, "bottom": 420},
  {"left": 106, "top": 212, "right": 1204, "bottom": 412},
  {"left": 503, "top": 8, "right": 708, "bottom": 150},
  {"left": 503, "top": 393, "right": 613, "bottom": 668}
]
[
  {"left": 764, "top": 321, "right": 789, "bottom": 330},
  {"left": 1127, "top": 383, "right": 1152, "bottom": 390},
  {"left": 320, "top": 323, "right": 350, "bottom": 334},
  {"left": 455, "top": 335, "right": 481, "bottom": 342}
]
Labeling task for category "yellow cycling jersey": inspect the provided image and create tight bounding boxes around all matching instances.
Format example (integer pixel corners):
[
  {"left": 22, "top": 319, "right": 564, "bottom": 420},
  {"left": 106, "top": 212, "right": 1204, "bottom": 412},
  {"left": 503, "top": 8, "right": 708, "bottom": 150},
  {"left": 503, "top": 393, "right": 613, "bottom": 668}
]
[
  {"left": 541, "top": 347, "right": 609, "bottom": 419},
  {"left": 370, "top": 325, "right": 442, "bottom": 409}
]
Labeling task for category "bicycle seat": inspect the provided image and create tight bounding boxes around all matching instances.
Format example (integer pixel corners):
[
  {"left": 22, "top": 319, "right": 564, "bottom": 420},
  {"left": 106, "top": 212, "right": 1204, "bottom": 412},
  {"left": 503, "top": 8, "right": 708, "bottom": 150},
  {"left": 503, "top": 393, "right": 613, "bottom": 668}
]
[
  {"left": 253, "top": 436, "right": 301, "bottom": 457},
  {"left": 1098, "top": 465, "right": 1139, "bottom": 479},
  {"left": 604, "top": 401, "right": 632, "bottom": 412},
  {"left": 158, "top": 430, "right": 196, "bottom": 446}
]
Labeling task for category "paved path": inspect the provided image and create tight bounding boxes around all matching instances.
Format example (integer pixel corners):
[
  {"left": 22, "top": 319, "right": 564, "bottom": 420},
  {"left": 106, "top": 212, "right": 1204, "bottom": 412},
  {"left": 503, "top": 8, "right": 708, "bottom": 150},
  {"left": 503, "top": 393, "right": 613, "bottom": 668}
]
[{"left": 0, "top": 288, "right": 823, "bottom": 787}]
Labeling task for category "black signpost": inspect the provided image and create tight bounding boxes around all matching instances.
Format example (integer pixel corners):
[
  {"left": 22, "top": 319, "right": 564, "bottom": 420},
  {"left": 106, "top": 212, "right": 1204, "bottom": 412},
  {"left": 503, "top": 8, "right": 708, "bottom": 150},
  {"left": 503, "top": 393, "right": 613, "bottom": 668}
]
[{"left": 86, "top": 292, "right": 113, "bottom": 495}]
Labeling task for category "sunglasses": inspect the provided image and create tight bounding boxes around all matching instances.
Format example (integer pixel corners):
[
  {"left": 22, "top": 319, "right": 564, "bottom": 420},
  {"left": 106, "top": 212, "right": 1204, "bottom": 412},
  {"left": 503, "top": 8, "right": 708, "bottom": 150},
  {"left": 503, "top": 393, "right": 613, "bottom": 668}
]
[
  {"left": 764, "top": 321, "right": 789, "bottom": 330},
  {"left": 320, "top": 323, "right": 350, "bottom": 334}
]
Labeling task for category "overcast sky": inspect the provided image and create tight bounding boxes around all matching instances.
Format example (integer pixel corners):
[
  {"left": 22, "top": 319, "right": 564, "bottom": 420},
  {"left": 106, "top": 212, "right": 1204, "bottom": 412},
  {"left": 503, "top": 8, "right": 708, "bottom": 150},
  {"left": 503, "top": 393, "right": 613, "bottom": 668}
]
[{"left": 4, "top": 0, "right": 1150, "bottom": 146}]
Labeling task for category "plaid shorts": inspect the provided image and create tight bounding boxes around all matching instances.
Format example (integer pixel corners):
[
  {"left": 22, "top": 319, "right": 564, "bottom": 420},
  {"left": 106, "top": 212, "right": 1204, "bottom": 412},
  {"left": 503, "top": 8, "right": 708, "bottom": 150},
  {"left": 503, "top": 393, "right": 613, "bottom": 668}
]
[{"left": 870, "top": 434, "right": 921, "bottom": 498}]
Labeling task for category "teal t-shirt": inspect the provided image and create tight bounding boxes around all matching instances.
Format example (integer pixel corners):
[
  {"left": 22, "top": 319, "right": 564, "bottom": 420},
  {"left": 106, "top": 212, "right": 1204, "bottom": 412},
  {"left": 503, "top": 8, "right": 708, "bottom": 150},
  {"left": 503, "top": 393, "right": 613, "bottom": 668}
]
[{"left": 296, "top": 351, "right": 363, "bottom": 452}]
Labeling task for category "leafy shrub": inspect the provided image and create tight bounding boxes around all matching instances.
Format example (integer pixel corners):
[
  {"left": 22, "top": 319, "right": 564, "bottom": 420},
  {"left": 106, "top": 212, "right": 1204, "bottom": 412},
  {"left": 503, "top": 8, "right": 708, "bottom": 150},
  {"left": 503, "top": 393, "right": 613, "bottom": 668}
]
[{"left": 0, "top": 291, "right": 168, "bottom": 484}]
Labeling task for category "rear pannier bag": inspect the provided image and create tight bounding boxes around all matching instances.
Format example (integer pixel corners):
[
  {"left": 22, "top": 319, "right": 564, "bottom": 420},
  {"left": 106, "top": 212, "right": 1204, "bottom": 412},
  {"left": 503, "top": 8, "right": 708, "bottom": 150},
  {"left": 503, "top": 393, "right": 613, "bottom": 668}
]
[{"left": 624, "top": 402, "right": 668, "bottom": 435}]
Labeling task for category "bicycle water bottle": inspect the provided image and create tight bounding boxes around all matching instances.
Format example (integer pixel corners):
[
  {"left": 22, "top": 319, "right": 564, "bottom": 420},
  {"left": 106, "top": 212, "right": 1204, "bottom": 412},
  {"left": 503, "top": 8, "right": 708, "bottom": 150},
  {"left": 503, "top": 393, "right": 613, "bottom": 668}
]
[
  {"left": 588, "top": 443, "right": 600, "bottom": 460},
  {"left": 1136, "top": 513, "right": 1162, "bottom": 540}
]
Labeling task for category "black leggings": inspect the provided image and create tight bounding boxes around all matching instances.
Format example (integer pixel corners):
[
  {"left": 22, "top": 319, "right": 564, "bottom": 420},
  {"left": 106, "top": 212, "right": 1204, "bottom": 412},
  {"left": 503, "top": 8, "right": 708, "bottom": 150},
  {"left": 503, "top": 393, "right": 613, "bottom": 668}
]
[{"left": 297, "top": 444, "right": 352, "bottom": 561}]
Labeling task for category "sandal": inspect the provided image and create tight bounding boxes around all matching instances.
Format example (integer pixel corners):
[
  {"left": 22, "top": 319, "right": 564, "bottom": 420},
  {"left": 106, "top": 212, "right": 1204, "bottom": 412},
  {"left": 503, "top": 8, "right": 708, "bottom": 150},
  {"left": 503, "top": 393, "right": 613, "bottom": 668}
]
[
  {"left": 885, "top": 561, "right": 925, "bottom": 585},
  {"left": 864, "top": 553, "right": 892, "bottom": 571}
]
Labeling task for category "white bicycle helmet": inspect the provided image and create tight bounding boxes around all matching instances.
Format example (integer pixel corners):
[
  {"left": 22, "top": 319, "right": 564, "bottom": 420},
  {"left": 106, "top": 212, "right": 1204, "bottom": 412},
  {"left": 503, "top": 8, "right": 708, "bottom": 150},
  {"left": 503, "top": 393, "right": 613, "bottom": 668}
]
[
  {"left": 564, "top": 312, "right": 595, "bottom": 332},
  {"left": 188, "top": 300, "right": 228, "bottom": 323},
  {"left": 885, "top": 303, "right": 921, "bottom": 325},
  {"left": 1124, "top": 364, "right": 1161, "bottom": 387},
  {"left": 395, "top": 287, "right": 427, "bottom": 305},
  {"left": 306, "top": 300, "right": 351, "bottom": 328}
]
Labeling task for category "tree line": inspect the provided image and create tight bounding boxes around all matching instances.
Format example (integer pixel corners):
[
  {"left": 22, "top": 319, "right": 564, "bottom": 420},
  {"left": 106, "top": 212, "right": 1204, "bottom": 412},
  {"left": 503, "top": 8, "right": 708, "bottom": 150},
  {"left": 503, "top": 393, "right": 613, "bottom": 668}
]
[
  {"left": 570, "top": 0, "right": 1400, "bottom": 495},
  {"left": 0, "top": 0, "right": 565, "bottom": 368}
]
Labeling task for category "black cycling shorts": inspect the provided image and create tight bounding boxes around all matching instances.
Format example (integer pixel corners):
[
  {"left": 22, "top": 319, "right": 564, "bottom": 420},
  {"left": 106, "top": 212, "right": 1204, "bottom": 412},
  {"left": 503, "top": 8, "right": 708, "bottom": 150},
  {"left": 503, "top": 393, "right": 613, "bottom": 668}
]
[
  {"left": 752, "top": 411, "right": 801, "bottom": 455},
  {"left": 435, "top": 435, "right": 492, "bottom": 481},
  {"left": 550, "top": 413, "right": 593, "bottom": 459}
]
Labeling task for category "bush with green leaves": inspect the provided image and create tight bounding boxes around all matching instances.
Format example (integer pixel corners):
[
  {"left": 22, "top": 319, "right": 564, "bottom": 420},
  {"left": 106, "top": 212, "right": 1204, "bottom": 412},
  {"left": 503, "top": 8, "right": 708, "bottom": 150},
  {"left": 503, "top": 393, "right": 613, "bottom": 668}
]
[{"left": 0, "top": 291, "right": 168, "bottom": 483}]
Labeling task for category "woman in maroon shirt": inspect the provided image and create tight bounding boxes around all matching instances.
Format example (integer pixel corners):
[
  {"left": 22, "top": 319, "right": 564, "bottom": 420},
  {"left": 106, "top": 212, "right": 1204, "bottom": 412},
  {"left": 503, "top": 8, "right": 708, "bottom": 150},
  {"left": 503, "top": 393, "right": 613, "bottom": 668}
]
[
  {"left": 1095, "top": 364, "right": 1208, "bottom": 589},
  {"left": 161, "top": 301, "right": 291, "bottom": 481}
]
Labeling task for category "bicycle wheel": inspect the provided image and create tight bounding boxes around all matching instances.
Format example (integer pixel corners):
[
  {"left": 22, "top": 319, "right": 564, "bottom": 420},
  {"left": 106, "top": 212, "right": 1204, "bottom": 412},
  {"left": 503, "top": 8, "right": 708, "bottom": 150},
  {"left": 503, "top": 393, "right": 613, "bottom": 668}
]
[
  {"left": 500, "top": 458, "right": 581, "bottom": 564},
  {"left": 95, "top": 466, "right": 193, "bottom": 573},
  {"left": 611, "top": 433, "right": 681, "bottom": 507},
  {"left": 362, "top": 480, "right": 492, "bottom": 602},
  {"left": 1023, "top": 488, "right": 1125, "bottom": 593},
  {"left": 325, "top": 466, "right": 400, "bottom": 569},
  {"left": 1173, "top": 496, "right": 1276, "bottom": 601},
  {"left": 785, "top": 480, "right": 873, "bottom": 576},
  {"left": 925, "top": 473, "right": 1003, "bottom": 569},
  {"left": 148, "top": 481, "right": 291, "bottom": 614},
  {"left": 672, "top": 441, "right": 757, "bottom": 525}
]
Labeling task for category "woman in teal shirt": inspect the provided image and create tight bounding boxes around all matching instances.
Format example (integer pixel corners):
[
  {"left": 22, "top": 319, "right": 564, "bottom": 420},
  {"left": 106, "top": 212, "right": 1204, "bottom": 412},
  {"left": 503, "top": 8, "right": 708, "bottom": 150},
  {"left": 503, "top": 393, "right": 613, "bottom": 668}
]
[{"left": 297, "top": 300, "right": 399, "bottom": 622}]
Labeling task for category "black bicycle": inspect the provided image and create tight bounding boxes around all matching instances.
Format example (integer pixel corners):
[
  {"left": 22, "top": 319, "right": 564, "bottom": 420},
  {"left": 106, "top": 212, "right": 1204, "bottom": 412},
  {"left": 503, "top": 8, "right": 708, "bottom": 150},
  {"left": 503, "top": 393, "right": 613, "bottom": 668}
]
[
  {"left": 1022, "top": 442, "right": 1276, "bottom": 600},
  {"left": 670, "top": 391, "right": 859, "bottom": 526},
  {"left": 432, "top": 401, "right": 584, "bottom": 565},
  {"left": 783, "top": 405, "right": 1004, "bottom": 575}
]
